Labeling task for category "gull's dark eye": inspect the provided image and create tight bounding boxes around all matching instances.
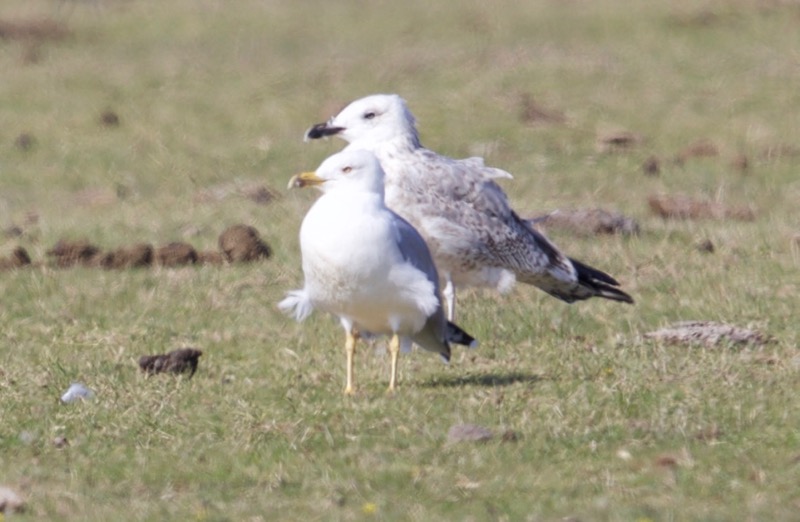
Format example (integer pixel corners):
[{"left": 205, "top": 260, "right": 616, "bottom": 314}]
[
  {"left": 364, "top": 112, "right": 376, "bottom": 120},
  {"left": 342, "top": 166, "right": 352, "bottom": 174}
]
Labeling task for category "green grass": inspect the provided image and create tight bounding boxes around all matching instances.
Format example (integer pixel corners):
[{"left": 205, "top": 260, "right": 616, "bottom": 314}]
[{"left": 1, "top": 0, "right": 799, "bottom": 520}]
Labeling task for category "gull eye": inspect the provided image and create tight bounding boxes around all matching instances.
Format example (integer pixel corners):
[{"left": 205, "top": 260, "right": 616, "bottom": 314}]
[
  {"left": 364, "top": 112, "right": 376, "bottom": 120},
  {"left": 342, "top": 166, "right": 352, "bottom": 174}
]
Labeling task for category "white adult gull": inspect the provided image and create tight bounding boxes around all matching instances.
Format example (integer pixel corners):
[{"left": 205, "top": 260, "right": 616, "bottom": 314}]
[
  {"left": 305, "top": 94, "right": 633, "bottom": 320},
  {"left": 279, "top": 149, "right": 477, "bottom": 395}
]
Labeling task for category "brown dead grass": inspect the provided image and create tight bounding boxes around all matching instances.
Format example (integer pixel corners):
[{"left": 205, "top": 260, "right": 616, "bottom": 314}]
[
  {"left": 517, "top": 93, "right": 565, "bottom": 126},
  {"left": 194, "top": 182, "right": 278, "bottom": 206},
  {"left": 197, "top": 250, "right": 224, "bottom": 266},
  {"left": 645, "top": 321, "right": 770, "bottom": 347},
  {"left": 0, "top": 18, "right": 69, "bottom": 43},
  {"left": 675, "top": 138, "right": 719, "bottom": 164},
  {"left": 648, "top": 193, "right": 756, "bottom": 221}
]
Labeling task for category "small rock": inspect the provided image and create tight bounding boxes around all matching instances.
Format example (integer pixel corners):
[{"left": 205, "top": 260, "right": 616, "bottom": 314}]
[
  {"left": 447, "top": 423, "right": 493, "bottom": 443},
  {"left": 61, "top": 382, "right": 94, "bottom": 403},
  {"left": 139, "top": 347, "right": 203, "bottom": 377},
  {"left": 53, "top": 436, "right": 69, "bottom": 448}
]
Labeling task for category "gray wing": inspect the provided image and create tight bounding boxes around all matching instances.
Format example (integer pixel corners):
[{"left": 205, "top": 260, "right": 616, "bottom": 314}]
[
  {"left": 390, "top": 210, "right": 441, "bottom": 289},
  {"left": 393, "top": 148, "right": 578, "bottom": 286},
  {"left": 389, "top": 211, "right": 455, "bottom": 356}
]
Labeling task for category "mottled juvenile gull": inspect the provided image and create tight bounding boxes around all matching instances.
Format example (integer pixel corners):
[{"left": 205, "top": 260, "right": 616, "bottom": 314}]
[
  {"left": 305, "top": 94, "right": 633, "bottom": 320},
  {"left": 279, "top": 149, "right": 477, "bottom": 394}
]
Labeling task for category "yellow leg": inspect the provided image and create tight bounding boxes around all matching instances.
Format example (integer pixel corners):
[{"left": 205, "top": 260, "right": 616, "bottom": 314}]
[
  {"left": 388, "top": 334, "right": 400, "bottom": 393},
  {"left": 344, "top": 330, "right": 359, "bottom": 395}
]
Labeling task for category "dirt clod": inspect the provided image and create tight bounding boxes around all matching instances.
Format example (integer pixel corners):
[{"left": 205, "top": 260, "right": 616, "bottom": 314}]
[
  {"left": 530, "top": 208, "right": 639, "bottom": 236},
  {"left": 241, "top": 184, "right": 277, "bottom": 205},
  {"left": 47, "top": 239, "right": 102, "bottom": 268},
  {"left": 139, "top": 348, "right": 203, "bottom": 377},
  {"left": 219, "top": 224, "right": 271, "bottom": 263},
  {"left": 97, "top": 243, "right": 154, "bottom": 269},
  {"left": 14, "top": 132, "right": 35, "bottom": 151},
  {"left": 695, "top": 239, "right": 715, "bottom": 253},
  {"left": 156, "top": 242, "right": 198, "bottom": 267},
  {"left": 0, "top": 247, "right": 32, "bottom": 271},
  {"left": 596, "top": 129, "right": 643, "bottom": 153},
  {"left": 99, "top": 109, "right": 120, "bottom": 127},
  {"left": 642, "top": 155, "right": 660, "bottom": 176}
]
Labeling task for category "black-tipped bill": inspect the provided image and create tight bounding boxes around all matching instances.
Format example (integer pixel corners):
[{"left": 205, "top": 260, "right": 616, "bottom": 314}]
[{"left": 304, "top": 122, "right": 345, "bottom": 141}]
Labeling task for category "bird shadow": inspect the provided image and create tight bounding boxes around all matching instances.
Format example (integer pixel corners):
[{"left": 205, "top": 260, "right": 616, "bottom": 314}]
[{"left": 420, "top": 371, "right": 544, "bottom": 388}]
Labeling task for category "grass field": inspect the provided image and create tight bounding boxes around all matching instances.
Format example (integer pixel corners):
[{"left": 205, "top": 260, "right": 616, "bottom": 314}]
[{"left": 1, "top": 0, "right": 799, "bottom": 520}]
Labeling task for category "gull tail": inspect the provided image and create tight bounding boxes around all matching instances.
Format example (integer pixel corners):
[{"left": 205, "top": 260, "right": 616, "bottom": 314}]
[
  {"left": 569, "top": 257, "right": 634, "bottom": 304},
  {"left": 446, "top": 322, "right": 479, "bottom": 348},
  {"left": 277, "top": 289, "right": 314, "bottom": 321}
]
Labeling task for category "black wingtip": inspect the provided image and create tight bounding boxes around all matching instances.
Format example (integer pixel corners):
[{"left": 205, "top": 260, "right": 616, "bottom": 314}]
[
  {"left": 446, "top": 322, "right": 478, "bottom": 348},
  {"left": 570, "top": 257, "right": 635, "bottom": 304}
]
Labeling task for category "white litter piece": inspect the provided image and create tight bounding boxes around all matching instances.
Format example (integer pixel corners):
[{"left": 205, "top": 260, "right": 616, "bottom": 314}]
[{"left": 61, "top": 382, "right": 94, "bottom": 403}]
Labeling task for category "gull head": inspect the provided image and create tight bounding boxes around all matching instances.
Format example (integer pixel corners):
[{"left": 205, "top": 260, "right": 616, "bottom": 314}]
[
  {"left": 304, "top": 94, "right": 419, "bottom": 149},
  {"left": 288, "top": 149, "right": 386, "bottom": 196}
]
